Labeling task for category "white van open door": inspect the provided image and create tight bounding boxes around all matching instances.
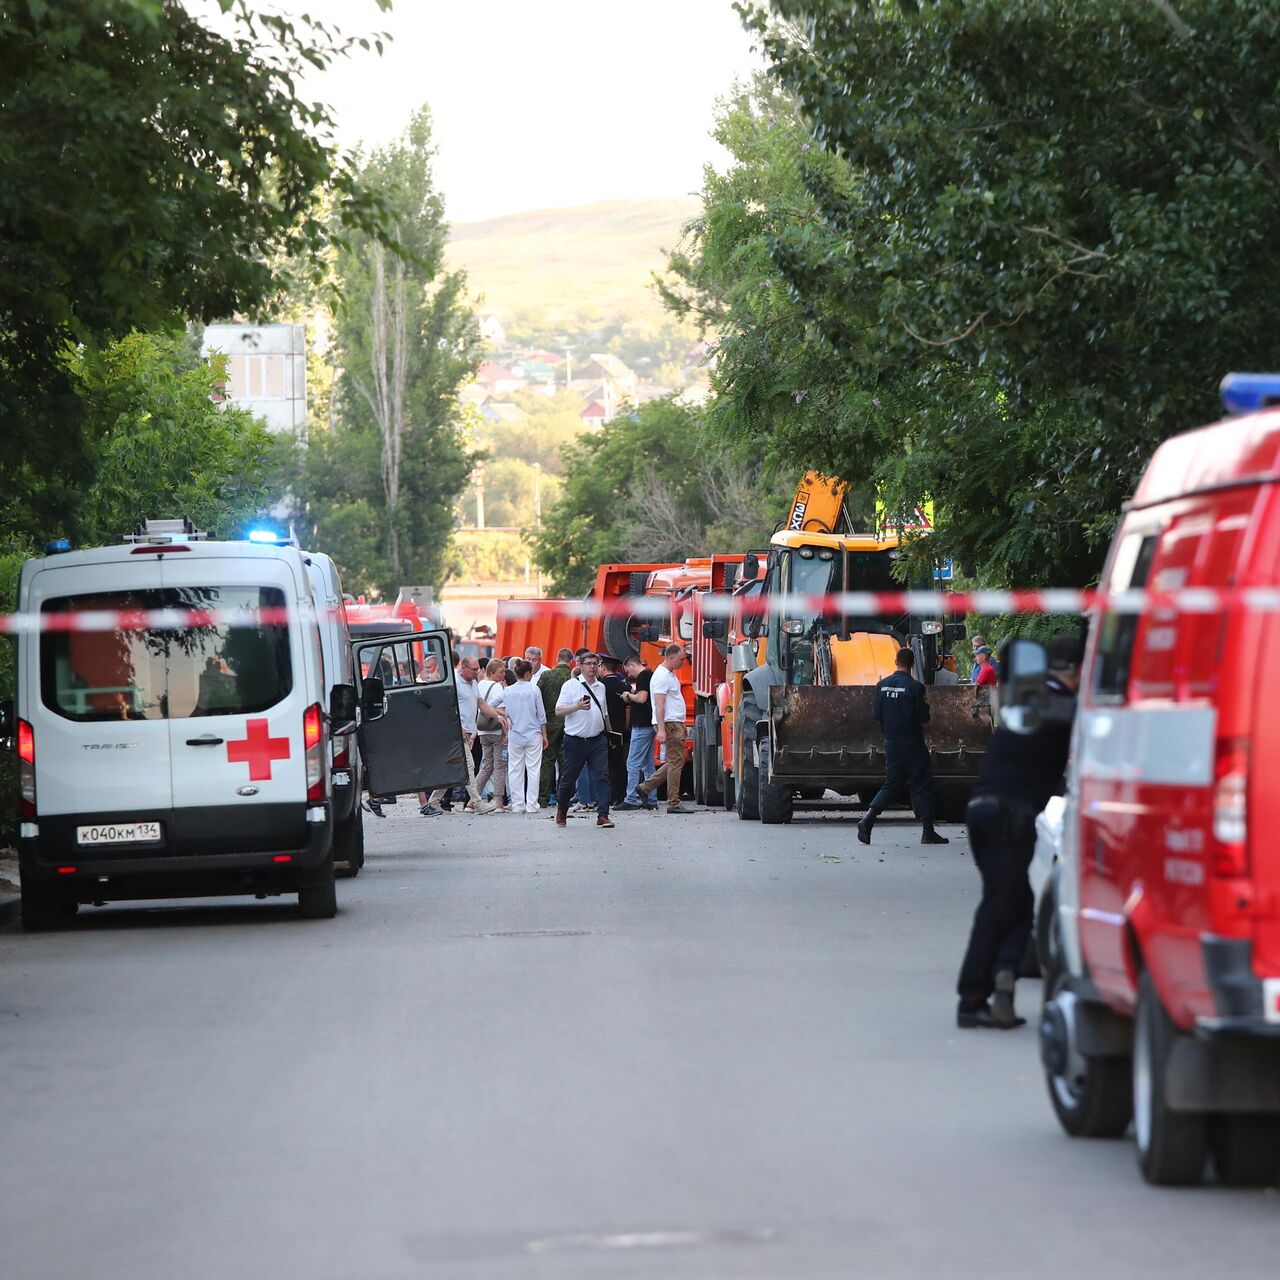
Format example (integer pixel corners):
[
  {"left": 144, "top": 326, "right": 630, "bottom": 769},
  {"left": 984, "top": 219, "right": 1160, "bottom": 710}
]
[{"left": 352, "top": 629, "right": 468, "bottom": 796}]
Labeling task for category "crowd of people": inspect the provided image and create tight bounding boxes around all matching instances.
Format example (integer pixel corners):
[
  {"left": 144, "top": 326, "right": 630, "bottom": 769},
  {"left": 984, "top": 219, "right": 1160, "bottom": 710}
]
[{"left": 366, "top": 642, "right": 690, "bottom": 825}]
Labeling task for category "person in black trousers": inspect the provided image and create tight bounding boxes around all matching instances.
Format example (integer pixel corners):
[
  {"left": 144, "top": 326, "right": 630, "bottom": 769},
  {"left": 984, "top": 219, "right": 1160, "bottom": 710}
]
[
  {"left": 956, "top": 633, "right": 1082, "bottom": 1029},
  {"left": 858, "top": 647, "right": 949, "bottom": 846},
  {"left": 599, "top": 656, "right": 630, "bottom": 806}
]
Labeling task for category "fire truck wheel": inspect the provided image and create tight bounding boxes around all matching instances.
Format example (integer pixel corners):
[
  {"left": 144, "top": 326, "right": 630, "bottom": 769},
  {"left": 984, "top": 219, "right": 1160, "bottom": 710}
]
[
  {"left": 297, "top": 853, "right": 338, "bottom": 920},
  {"left": 335, "top": 803, "right": 364, "bottom": 877},
  {"left": 1133, "top": 971, "right": 1208, "bottom": 1185},
  {"left": 1210, "top": 1116, "right": 1280, "bottom": 1186},
  {"left": 757, "top": 736, "right": 794, "bottom": 825},
  {"left": 1042, "top": 965, "right": 1131, "bottom": 1138}
]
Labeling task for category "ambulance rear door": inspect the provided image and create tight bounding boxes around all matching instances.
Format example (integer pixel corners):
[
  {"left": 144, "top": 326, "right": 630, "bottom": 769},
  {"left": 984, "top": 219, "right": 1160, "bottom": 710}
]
[
  {"left": 164, "top": 557, "right": 312, "bottom": 855},
  {"left": 353, "top": 629, "right": 467, "bottom": 796}
]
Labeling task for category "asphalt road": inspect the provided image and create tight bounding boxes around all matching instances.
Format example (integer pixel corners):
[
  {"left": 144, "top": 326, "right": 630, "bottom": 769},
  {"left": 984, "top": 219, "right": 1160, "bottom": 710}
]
[{"left": 2, "top": 802, "right": 1280, "bottom": 1280}]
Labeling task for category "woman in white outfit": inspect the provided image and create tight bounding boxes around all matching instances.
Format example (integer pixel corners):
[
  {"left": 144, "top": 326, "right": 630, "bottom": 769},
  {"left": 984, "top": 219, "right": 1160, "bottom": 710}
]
[
  {"left": 503, "top": 658, "right": 548, "bottom": 812},
  {"left": 475, "top": 658, "right": 510, "bottom": 812}
]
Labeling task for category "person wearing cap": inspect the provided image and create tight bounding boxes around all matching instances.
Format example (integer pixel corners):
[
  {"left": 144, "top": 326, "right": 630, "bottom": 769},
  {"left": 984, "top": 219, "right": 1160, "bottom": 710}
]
[
  {"left": 956, "top": 632, "right": 1084, "bottom": 1030},
  {"left": 973, "top": 645, "right": 998, "bottom": 686}
]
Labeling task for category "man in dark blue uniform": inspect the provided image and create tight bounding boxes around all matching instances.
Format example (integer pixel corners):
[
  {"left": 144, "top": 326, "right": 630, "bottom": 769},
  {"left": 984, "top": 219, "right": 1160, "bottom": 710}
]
[{"left": 858, "top": 647, "right": 949, "bottom": 847}]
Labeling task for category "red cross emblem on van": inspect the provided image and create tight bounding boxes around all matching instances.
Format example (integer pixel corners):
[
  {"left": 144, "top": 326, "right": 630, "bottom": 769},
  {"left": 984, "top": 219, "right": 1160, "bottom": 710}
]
[{"left": 226, "top": 718, "right": 291, "bottom": 781}]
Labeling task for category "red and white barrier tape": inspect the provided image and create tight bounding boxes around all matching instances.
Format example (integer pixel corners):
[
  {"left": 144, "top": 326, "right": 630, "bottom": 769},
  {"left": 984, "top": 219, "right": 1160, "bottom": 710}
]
[{"left": 0, "top": 587, "right": 1272, "bottom": 633}]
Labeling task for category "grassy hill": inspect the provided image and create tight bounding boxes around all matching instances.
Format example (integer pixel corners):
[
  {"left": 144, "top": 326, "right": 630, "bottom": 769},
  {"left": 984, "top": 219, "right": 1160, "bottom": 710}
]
[{"left": 447, "top": 197, "right": 700, "bottom": 324}]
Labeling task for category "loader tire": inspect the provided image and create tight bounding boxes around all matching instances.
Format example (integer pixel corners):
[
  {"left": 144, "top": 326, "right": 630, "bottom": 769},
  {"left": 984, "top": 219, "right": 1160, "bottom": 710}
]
[{"left": 757, "top": 734, "right": 793, "bottom": 825}]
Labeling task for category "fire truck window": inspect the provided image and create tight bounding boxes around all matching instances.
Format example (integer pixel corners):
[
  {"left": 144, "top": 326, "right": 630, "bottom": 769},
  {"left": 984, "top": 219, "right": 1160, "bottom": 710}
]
[{"left": 1093, "top": 533, "right": 1158, "bottom": 701}]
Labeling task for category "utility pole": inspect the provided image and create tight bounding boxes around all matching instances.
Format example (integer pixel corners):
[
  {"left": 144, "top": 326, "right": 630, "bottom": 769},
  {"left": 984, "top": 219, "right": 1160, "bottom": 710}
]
[{"left": 475, "top": 461, "right": 486, "bottom": 530}]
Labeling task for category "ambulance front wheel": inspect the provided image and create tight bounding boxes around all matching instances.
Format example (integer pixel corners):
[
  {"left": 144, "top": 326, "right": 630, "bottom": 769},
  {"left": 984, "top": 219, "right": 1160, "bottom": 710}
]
[{"left": 297, "top": 851, "right": 338, "bottom": 920}]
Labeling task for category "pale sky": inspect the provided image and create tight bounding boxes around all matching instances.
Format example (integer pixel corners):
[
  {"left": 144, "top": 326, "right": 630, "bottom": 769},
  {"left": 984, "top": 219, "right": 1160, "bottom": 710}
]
[{"left": 207, "top": 1, "right": 763, "bottom": 224}]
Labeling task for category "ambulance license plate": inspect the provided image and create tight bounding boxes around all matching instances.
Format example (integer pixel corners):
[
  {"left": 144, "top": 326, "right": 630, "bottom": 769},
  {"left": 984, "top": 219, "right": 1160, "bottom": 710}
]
[{"left": 76, "top": 821, "right": 162, "bottom": 846}]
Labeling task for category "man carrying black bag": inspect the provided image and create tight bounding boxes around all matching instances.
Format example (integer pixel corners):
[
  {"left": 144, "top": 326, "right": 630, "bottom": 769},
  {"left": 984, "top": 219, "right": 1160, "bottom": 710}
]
[{"left": 956, "top": 633, "right": 1083, "bottom": 1029}]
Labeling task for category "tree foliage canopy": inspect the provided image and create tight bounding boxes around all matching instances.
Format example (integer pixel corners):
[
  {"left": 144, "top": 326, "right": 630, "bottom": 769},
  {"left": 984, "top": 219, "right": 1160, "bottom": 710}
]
[
  {"left": 0, "top": 0, "right": 390, "bottom": 496},
  {"left": 696, "top": 0, "right": 1280, "bottom": 585},
  {"left": 289, "top": 107, "right": 478, "bottom": 596},
  {"left": 531, "top": 399, "right": 785, "bottom": 596}
]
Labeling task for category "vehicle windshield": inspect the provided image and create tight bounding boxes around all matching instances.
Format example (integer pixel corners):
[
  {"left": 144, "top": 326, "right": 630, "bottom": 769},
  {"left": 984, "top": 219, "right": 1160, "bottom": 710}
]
[
  {"left": 787, "top": 549, "right": 839, "bottom": 638},
  {"left": 40, "top": 587, "right": 292, "bottom": 722}
]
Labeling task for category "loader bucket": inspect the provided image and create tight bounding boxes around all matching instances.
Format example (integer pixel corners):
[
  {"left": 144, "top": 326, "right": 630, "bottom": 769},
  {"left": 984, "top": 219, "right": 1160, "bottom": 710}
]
[{"left": 766, "top": 684, "right": 990, "bottom": 786}]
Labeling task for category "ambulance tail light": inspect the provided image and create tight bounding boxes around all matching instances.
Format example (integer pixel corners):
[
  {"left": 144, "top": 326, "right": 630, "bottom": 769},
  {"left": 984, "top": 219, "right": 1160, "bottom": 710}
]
[
  {"left": 303, "top": 703, "right": 326, "bottom": 802},
  {"left": 1211, "top": 737, "right": 1250, "bottom": 877},
  {"left": 333, "top": 735, "right": 351, "bottom": 770},
  {"left": 17, "top": 718, "right": 35, "bottom": 819}
]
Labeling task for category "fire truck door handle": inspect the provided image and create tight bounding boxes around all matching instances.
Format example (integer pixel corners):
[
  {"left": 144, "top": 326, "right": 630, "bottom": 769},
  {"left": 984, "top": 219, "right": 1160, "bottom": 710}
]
[{"left": 186, "top": 734, "right": 224, "bottom": 746}]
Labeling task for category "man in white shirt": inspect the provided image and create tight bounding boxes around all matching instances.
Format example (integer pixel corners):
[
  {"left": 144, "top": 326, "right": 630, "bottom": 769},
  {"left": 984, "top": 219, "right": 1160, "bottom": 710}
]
[
  {"left": 553, "top": 652, "right": 615, "bottom": 829},
  {"left": 636, "top": 643, "right": 693, "bottom": 814},
  {"left": 525, "top": 646, "right": 547, "bottom": 686}
]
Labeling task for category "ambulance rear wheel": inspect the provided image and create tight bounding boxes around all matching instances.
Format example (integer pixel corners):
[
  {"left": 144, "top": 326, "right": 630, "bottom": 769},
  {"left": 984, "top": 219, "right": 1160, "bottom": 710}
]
[
  {"left": 757, "top": 736, "right": 793, "bottom": 825},
  {"left": 1210, "top": 1116, "right": 1280, "bottom": 1186},
  {"left": 21, "top": 880, "right": 77, "bottom": 932},
  {"left": 335, "top": 804, "right": 364, "bottom": 877},
  {"left": 297, "top": 853, "right": 338, "bottom": 920},
  {"left": 1133, "top": 971, "right": 1208, "bottom": 1185}
]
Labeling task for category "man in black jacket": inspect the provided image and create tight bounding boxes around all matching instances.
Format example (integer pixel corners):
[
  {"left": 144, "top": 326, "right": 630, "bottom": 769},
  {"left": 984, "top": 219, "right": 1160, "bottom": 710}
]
[
  {"left": 858, "top": 647, "right": 949, "bottom": 847},
  {"left": 956, "top": 633, "right": 1082, "bottom": 1029}
]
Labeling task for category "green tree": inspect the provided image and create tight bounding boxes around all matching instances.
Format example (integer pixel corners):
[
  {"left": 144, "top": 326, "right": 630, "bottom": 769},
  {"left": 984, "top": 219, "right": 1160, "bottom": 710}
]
[
  {"left": 2, "top": 329, "right": 276, "bottom": 550},
  {"left": 0, "top": 0, "right": 391, "bottom": 516},
  {"left": 292, "top": 106, "right": 479, "bottom": 595},
  {"left": 731, "top": 0, "right": 1280, "bottom": 584},
  {"left": 531, "top": 399, "right": 784, "bottom": 595}
]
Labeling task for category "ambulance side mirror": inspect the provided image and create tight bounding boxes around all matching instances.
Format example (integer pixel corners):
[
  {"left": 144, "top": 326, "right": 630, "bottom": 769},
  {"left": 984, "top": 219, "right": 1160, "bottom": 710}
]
[
  {"left": 329, "top": 684, "right": 358, "bottom": 733},
  {"left": 361, "top": 676, "right": 387, "bottom": 723},
  {"left": 996, "top": 639, "right": 1048, "bottom": 735}
]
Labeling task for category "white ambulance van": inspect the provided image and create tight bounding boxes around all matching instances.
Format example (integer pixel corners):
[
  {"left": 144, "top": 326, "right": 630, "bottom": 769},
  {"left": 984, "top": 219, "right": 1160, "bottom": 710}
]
[{"left": 11, "top": 520, "right": 468, "bottom": 928}]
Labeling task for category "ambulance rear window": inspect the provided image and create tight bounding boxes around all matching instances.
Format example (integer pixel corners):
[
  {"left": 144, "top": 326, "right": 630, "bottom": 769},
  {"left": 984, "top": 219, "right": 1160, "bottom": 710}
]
[{"left": 40, "top": 587, "right": 292, "bottom": 722}]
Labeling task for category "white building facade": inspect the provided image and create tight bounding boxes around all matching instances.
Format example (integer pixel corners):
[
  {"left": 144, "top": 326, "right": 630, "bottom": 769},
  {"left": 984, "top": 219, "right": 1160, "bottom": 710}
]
[{"left": 202, "top": 323, "right": 307, "bottom": 434}]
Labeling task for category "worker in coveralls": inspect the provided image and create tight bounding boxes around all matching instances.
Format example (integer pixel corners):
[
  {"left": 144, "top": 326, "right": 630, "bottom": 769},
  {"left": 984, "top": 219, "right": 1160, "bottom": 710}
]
[
  {"left": 858, "top": 648, "right": 950, "bottom": 847},
  {"left": 955, "top": 633, "right": 1082, "bottom": 1029}
]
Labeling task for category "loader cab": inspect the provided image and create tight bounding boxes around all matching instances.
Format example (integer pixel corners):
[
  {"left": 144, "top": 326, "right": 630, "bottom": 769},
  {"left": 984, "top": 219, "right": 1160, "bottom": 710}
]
[{"left": 760, "top": 533, "right": 949, "bottom": 687}]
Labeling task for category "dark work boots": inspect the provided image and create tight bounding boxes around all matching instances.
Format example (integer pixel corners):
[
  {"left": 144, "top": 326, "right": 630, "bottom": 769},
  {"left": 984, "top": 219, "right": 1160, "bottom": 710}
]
[
  {"left": 856, "top": 813, "right": 875, "bottom": 844},
  {"left": 921, "top": 823, "right": 950, "bottom": 845}
]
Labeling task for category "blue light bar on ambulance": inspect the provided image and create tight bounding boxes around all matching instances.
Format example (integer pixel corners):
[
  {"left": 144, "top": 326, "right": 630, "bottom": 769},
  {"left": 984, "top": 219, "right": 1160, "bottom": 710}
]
[
  {"left": 1219, "top": 372, "right": 1280, "bottom": 416},
  {"left": 247, "top": 527, "right": 289, "bottom": 545}
]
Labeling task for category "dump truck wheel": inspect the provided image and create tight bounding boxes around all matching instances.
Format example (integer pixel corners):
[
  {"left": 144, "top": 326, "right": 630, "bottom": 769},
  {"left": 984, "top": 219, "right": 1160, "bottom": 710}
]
[
  {"left": 735, "top": 716, "right": 759, "bottom": 821},
  {"left": 692, "top": 716, "right": 706, "bottom": 804},
  {"left": 705, "top": 720, "right": 724, "bottom": 807},
  {"left": 757, "top": 735, "right": 793, "bottom": 825}
]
